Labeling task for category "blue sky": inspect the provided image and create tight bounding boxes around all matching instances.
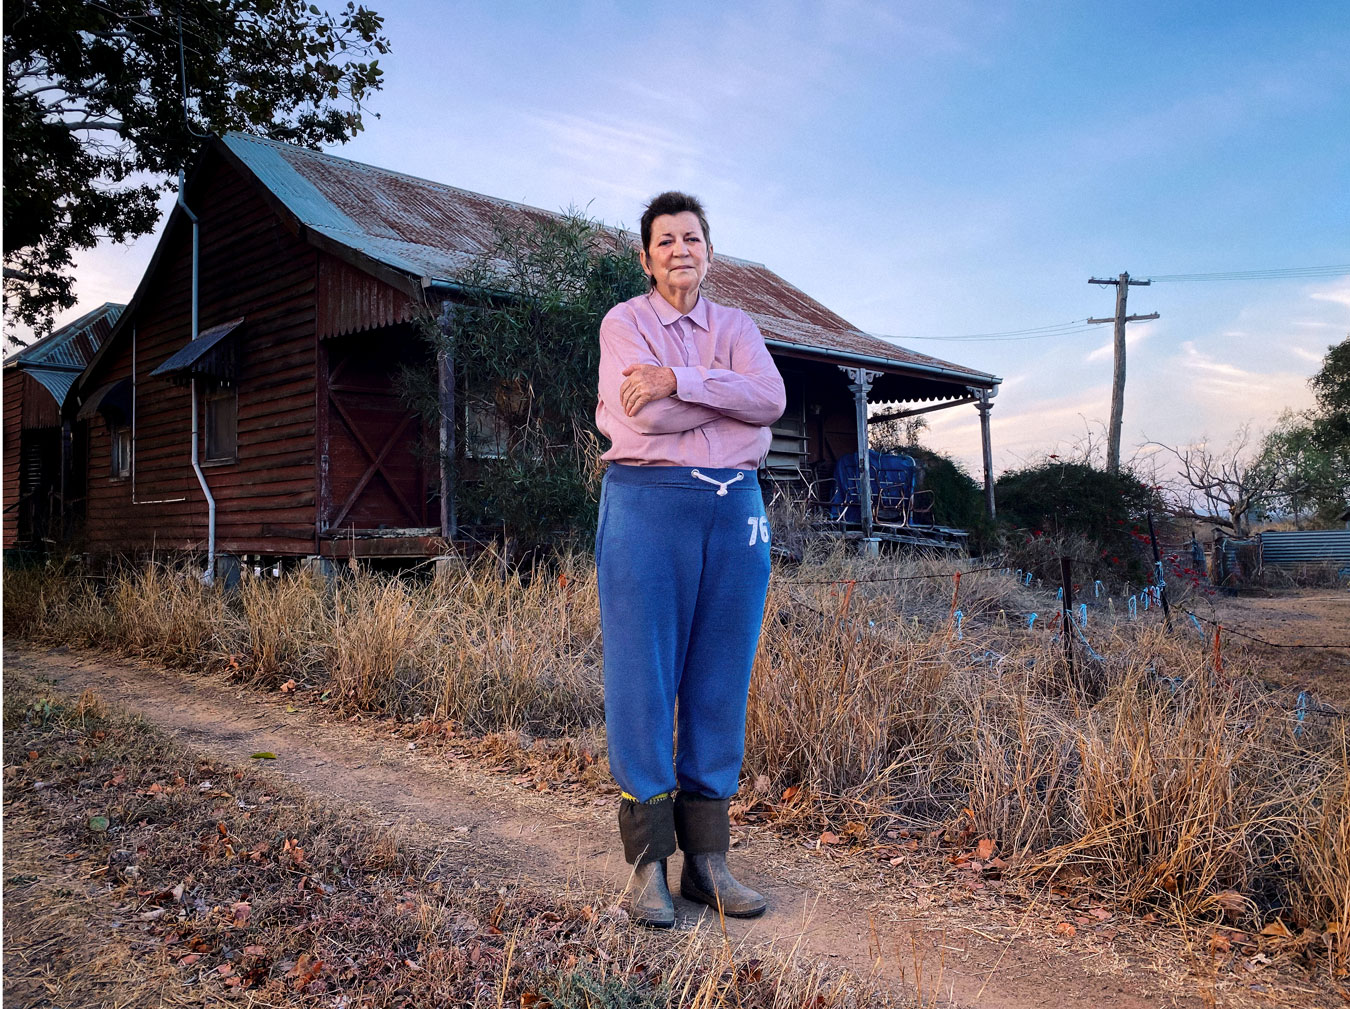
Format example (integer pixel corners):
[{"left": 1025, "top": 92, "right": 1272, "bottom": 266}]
[{"left": 47, "top": 0, "right": 1350, "bottom": 474}]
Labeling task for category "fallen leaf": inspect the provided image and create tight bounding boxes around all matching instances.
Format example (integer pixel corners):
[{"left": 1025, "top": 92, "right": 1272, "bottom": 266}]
[
  {"left": 753, "top": 775, "right": 770, "bottom": 792},
  {"left": 88, "top": 815, "right": 109, "bottom": 832},
  {"left": 250, "top": 752, "right": 277, "bottom": 760},
  {"left": 781, "top": 785, "right": 800, "bottom": 803},
  {"left": 818, "top": 831, "right": 841, "bottom": 846},
  {"left": 280, "top": 680, "right": 296, "bottom": 694},
  {"left": 1054, "top": 922, "right": 1076, "bottom": 938},
  {"left": 178, "top": 953, "right": 202, "bottom": 967},
  {"left": 231, "top": 901, "right": 251, "bottom": 927},
  {"left": 976, "top": 838, "right": 997, "bottom": 860},
  {"left": 285, "top": 705, "right": 298, "bottom": 714},
  {"left": 1260, "top": 920, "right": 1293, "bottom": 939},
  {"left": 243, "top": 945, "right": 267, "bottom": 956}
]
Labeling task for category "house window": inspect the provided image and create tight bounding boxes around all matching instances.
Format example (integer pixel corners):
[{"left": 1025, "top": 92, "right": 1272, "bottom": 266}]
[
  {"left": 110, "top": 424, "right": 131, "bottom": 478},
  {"left": 204, "top": 385, "right": 237, "bottom": 463},
  {"left": 464, "top": 393, "right": 506, "bottom": 460}
]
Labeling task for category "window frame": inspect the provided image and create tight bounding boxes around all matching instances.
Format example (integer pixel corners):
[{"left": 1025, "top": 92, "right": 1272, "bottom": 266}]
[
  {"left": 110, "top": 423, "right": 131, "bottom": 480},
  {"left": 202, "top": 383, "right": 238, "bottom": 465}
]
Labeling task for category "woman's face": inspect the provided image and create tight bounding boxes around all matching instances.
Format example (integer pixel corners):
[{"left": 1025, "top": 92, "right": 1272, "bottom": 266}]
[{"left": 641, "top": 211, "right": 713, "bottom": 301}]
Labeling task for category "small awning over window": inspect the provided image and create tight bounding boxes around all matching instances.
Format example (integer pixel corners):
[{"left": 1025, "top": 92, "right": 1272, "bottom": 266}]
[
  {"left": 150, "top": 318, "right": 243, "bottom": 385},
  {"left": 75, "top": 377, "right": 132, "bottom": 422}
]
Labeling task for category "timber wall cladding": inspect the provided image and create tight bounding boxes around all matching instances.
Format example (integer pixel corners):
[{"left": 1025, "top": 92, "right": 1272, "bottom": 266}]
[
  {"left": 3, "top": 370, "right": 22, "bottom": 547},
  {"left": 83, "top": 153, "right": 319, "bottom": 557}
]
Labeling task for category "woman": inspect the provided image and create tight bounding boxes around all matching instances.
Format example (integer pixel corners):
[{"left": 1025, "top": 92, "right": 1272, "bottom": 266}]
[{"left": 594, "top": 191, "right": 786, "bottom": 927}]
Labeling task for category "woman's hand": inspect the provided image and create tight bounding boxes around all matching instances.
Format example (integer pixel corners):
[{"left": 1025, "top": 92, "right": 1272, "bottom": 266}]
[{"left": 619, "top": 364, "right": 678, "bottom": 417}]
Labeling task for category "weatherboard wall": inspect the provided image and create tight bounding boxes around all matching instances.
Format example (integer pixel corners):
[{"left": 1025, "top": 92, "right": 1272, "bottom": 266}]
[
  {"left": 3, "top": 369, "right": 22, "bottom": 548},
  {"left": 81, "top": 153, "right": 320, "bottom": 558}
]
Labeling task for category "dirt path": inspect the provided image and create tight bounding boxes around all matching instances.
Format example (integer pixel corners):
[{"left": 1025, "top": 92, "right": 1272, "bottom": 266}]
[
  {"left": 6, "top": 642, "right": 1219, "bottom": 1009},
  {"left": 1202, "top": 590, "right": 1350, "bottom": 707}
]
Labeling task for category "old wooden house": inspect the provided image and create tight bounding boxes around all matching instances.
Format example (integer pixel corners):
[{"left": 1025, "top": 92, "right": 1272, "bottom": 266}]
[
  {"left": 3, "top": 302, "right": 123, "bottom": 551},
  {"left": 66, "top": 133, "right": 999, "bottom": 572}
]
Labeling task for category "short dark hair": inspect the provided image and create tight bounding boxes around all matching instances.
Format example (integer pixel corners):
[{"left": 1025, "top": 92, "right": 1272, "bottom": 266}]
[{"left": 640, "top": 191, "right": 711, "bottom": 257}]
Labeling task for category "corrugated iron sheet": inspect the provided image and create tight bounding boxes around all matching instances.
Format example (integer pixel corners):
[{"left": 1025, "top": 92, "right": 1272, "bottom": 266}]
[
  {"left": 5, "top": 302, "right": 123, "bottom": 371},
  {"left": 4, "top": 303, "right": 124, "bottom": 407},
  {"left": 222, "top": 133, "right": 997, "bottom": 386},
  {"left": 317, "top": 256, "right": 418, "bottom": 338},
  {"left": 1259, "top": 530, "right": 1350, "bottom": 567}
]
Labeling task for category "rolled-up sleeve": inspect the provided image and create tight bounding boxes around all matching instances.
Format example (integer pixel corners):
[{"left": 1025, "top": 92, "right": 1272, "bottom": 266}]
[
  {"left": 598, "top": 307, "right": 723, "bottom": 435},
  {"left": 669, "top": 313, "right": 786, "bottom": 426}
]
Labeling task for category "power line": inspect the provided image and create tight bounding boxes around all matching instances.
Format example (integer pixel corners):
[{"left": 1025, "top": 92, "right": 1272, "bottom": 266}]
[
  {"left": 873, "top": 320, "right": 1098, "bottom": 343},
  {"left": 1145, "top": 265, "right": 1350, "bottom": 283}
]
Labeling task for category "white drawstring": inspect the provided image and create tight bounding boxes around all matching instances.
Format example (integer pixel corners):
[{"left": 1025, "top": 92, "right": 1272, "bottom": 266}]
[{"left": 690, "top": 469, "right": 744, "bottom": 496}]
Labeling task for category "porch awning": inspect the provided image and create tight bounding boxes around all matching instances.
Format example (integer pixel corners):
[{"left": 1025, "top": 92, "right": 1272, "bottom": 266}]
[
  {"left": 76, "top": 377, "right": 131, "bottom": 422},
  {"left": 150, "top": 318, "right": 243, "bottom": 385}
]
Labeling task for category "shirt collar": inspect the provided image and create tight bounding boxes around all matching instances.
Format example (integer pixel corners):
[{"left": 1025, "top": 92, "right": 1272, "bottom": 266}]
[{"left": 647, "top": 289, "right": 710, "bottom": 331}]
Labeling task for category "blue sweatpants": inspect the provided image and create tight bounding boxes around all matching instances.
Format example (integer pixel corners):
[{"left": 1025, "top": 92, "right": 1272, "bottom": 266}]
[{"left": 596, "top": 464, "right": 772, "bottom": 804}]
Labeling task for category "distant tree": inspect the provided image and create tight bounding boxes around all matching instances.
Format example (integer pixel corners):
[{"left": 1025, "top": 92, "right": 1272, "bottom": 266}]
[
  {"left": 3, "top": 0, "right": 390, "bottom": 339},
  {"left": 1308, "top": 335, "right": 1350, "bottom": 449},
  {"left": 408, "top": 210, "right": 648, "bottom": 558},
  {"left": 1149, "top": 424, "right": 1276, "bottom": 536},
  {"left": 1254, "top": 335, "right": 1350, "bottom": 526},
  {"left": 870, "top": 413, "right": 928, "bottom": 452}
]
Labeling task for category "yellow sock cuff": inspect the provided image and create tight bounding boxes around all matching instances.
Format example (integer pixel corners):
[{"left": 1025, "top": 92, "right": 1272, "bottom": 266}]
[{"left": 620, "top": 790, "right": 672, "bottom": 804}]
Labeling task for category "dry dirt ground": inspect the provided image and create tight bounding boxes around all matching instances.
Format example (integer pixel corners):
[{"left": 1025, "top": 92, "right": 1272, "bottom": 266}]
[
  {"left": 1196, "top": 590, "right": 1350, "bottom": 708},
  {"left": 5, "top": 640, "right": 1338, "bottom": 1009}
]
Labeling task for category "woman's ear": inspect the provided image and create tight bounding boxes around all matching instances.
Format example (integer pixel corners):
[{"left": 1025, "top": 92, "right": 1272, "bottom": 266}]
[{"left": 638, "top": 247, "right": 652, "bottom": 279}]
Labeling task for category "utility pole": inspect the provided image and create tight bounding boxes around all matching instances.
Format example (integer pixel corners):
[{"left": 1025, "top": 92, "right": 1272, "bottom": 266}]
[{"left": 1087, "top": 272, "right": 1158, "bottom": 474}]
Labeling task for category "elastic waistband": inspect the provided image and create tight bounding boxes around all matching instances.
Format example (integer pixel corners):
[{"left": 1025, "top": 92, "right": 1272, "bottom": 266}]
[{"left": 604, "top": 463, "right": 760, "bottom": 492}]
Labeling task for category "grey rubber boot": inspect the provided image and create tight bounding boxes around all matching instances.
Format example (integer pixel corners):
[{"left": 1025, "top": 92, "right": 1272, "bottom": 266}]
[
  {"left": 674, "top": 792, "right": 768, "bottom": 918},
  {"left": 618, "top": 794, "right": 677, "bottom": 928},
  {"left": 628, "top": 858, "right": 675, "bottom": 928}
]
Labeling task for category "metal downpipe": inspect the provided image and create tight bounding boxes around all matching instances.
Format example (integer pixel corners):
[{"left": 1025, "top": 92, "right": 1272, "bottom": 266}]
[{"left": 178, "top": 170, "right": 215, "bottom": 584}]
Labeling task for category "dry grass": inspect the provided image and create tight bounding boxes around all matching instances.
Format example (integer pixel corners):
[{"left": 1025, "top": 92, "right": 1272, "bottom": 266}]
[
  {"left": 5, "top": 545, "right": 1348, "bottom": 979},
  {"left": 3, "top": 673, "right": 915, "bottom": 1008}
]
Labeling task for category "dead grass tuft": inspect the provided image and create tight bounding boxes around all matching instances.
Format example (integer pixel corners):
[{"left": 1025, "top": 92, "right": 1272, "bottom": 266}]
[
  {"left": 6, "top": 544, "right": 1348, "bottom": 977},
  {"left": 4, "top": 674, "right": 913, "bottom": 1008}
]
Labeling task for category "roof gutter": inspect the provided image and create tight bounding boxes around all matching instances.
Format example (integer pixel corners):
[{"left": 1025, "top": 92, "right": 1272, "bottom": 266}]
[
  {"left": 426, "top": 278, "right": 1002, "bottom": 387},
  {"left": 763, "top": 339, "right": 1002, "bottom": 387}
]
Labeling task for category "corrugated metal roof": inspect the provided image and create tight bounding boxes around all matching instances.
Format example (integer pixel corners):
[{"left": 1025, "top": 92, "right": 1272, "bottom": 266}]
[
  {"left": 3, "top": 302, "right": 124, "bottom": 407},
  {"left": 150, "top": 317, "right": 244, "bottom": 382},
  {"left": 4, "top": 302, "right": 123, "bottom": 371},
  {"left": 1259, "top": 530, "right": 1350, "bottom": 567},
  {"left": 221, "top": 133, "right": 998, "bottom": 386}
]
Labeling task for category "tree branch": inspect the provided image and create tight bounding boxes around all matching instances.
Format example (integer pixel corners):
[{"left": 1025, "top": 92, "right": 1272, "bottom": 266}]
[{"left": 58, "top": 120, "right": 126, "bottom": 134}]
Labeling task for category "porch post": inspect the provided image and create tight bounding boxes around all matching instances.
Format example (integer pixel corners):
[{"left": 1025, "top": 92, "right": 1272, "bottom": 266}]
[
  {"left": 840, "top": 366, "right": 881, "bottom": 552},
  {"left": 973, "top": 386, "right": 996, "bottom": 520},
  {"left": 437, "top": 302, "right": 457, "bottom": 542}
]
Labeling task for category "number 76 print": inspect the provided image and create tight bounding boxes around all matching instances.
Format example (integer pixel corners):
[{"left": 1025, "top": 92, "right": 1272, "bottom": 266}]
[{"left": 747, "top": 516, "right": 770, "bottom": 545}]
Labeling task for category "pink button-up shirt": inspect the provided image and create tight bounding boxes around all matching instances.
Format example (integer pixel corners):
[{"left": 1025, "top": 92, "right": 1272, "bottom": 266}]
[{"left": 596, "top": 290, "right": 787, "bottom": 470}]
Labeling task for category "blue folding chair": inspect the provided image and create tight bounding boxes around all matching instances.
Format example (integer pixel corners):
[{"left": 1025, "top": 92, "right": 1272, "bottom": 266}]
[{"left": 829, "top": 450, "right": 880, "bottom": 524}]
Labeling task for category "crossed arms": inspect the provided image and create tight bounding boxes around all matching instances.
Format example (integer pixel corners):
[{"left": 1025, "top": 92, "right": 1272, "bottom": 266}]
[{"left": 597, "top": 307, "right": 786, "bottom": 436}]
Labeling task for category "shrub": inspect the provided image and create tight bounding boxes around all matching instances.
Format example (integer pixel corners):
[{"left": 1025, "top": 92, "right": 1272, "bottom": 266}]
[{"left": 995, "top": 461, "right": 1162, "bottom": 586}]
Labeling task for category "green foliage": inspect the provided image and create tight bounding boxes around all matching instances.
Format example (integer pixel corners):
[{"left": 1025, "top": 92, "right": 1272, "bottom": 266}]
[
  {"left": 3, "top": 0, "right": 390, "bottom": 336},
  {"left": 415, "top": 210, "right": 647, "bottom": 552},
  {"left": 1255, "top": 336, "right": 1350, "bottom": 525},
  {"left": 995, "top": 461, "right": 1162, "bottom": 583},
  {"left": 905, "top": 447, "right": 993, "bottom": 542},
  {"left": 542, "top": 970, "right": 669, "bottom": 1009}
]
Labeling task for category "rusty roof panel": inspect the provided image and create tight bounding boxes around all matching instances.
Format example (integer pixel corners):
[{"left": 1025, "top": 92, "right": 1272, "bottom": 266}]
[
  {"left": 5, "top": 302, "right": 123, "bottom": 372},
  {"left": 222, "top": 133, "right": 998, "bottom": 387}
]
